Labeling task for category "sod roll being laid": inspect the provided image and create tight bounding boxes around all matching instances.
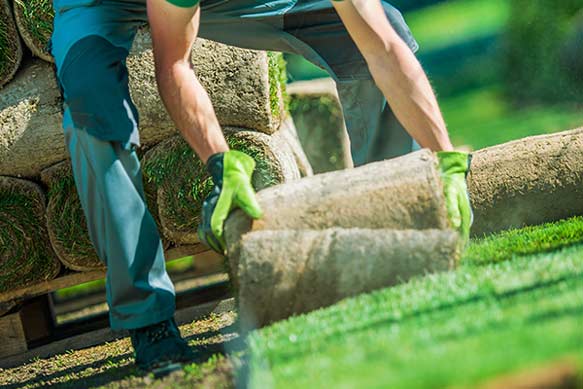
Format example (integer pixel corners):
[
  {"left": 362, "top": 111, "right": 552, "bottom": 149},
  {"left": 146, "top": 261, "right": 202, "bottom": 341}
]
[
  {"left": 40, "top": 161, "right": 101, "bottom": 271},
  {"left": 0, "top": 176, "right": 60, "bottom": 293},
  {"left": 225, "top": 149, "right": 449, "bottom": 253},
  {"left": 233, "top": 228, "right": 459, "bottom": 330},
  {"left": 13, "top": 0, "right": 53, "bottom": 62},
  {"left": 468, "top": 127, "right": 583, "bottom": 236},
  {"left": 0, "top": 0, "right": 23, "bottom": 88},
  {"left": 142, "top": 129, "right": 301, "bottom": 245},
  {"left": 0, "top": 34, "right": 287, "bottom": 177}
]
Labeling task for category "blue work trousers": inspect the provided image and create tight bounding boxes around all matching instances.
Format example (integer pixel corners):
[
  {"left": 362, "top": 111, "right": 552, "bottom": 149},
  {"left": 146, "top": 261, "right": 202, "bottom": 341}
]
[{"left": 51, "top": 0, "right": 419, "bottom": 330}]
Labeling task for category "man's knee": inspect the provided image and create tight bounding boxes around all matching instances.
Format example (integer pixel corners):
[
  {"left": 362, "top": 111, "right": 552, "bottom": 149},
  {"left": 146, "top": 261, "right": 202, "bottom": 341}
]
[{"left": 58, "top": 36, "right": 138, "bottom": 141}]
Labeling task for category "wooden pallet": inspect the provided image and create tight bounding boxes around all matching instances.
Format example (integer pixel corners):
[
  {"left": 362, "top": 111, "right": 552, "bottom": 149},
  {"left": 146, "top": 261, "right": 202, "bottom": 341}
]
[
  {"left": 0, "top": 245, "right": 226, "bottom": 361},
  {"left": 0, "top": 244, "right": 211, "bottom": 309}
]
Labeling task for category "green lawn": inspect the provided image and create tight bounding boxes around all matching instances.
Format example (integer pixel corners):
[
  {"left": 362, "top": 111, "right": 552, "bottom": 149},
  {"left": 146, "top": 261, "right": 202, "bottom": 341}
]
[
  {"left": 246, "top": 217, "right": 583, "bottom": 388},
  {"left": 442, "top": 86, "right": 583, "bottom": 150},
  {"left": 406, "top": 0, "right": 509, "bottom": 52}
]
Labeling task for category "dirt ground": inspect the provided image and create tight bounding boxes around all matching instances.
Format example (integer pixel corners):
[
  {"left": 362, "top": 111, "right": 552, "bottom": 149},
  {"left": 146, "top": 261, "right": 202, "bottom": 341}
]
[{"left": 0, "top": 311, "right": 240, "bottom": 389}]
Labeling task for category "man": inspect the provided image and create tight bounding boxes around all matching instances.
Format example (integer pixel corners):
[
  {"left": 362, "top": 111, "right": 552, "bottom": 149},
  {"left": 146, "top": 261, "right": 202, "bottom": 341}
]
[{"left": 51, "top": 0, "right": 471, "bottom": 370}]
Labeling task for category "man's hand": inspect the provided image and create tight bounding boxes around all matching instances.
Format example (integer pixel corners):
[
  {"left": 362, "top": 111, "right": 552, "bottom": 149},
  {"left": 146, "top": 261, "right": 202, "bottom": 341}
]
[
  {"left": 437, "top": 151, "right": 473, "bottom": 245},
  {"left": 198, "top": 150, "right": 263, "bottom": 254}
]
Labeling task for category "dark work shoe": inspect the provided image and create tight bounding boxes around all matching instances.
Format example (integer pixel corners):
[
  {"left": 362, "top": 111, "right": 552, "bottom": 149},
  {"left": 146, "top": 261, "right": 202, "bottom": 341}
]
[{"left": 129, "top": 318, "right": 195, "bottom": 370}]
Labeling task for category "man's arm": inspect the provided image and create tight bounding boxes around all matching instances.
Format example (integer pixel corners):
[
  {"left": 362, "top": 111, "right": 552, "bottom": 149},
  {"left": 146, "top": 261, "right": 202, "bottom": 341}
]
[
  {"left": 331, "top": 0, "right": 453, "bottom": 152},
  {"left": 147, "top": 0, "right": 262, "bottom": 253},
  {"left": 147, "top": 0, "right": 228, "bottom": 163}
]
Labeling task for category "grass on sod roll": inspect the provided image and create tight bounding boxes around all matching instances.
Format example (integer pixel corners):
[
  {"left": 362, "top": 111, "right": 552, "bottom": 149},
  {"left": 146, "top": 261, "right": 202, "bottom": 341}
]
[
  {"left": 13, "top": 0, "right": 53, "bottom": 57},
  {"left": 0, "top": 181, "right": 59, "bottom": 292},
  {"left": 267, "top": 51, "right": 289, "bottom": 121},
  {"left": 0, "top": 0, "right": 21, "bottom": 85},
  {"left": 143, "top": 133, "right": 284, "bottom": 240},
  {"left": 47, "top": 170, "right": 99, "bottom": 269},
  {"left": 246, "top": 217, "right": 583, "bottom": 388}
]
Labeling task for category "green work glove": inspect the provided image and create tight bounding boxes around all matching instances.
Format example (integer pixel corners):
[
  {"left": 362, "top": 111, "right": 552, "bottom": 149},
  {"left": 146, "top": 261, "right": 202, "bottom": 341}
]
[
  {"left": 198, "top": 150, "right": 263, "bottom": 254},
  {"left": 437, "top": 151, "right": 473, "bottom": 245}
]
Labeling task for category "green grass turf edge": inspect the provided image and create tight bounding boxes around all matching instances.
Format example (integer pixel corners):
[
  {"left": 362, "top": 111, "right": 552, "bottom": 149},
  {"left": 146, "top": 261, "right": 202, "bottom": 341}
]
[
  {"left": 463, "top": 216, "right": 583, "bottom": 266},
  {"left": 247, "top": 231, "right": 583, "bottom": 388}
]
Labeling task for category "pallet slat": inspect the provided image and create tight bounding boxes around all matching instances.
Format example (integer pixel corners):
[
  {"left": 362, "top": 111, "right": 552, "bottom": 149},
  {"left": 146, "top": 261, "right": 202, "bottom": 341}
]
[{"left": 0, "top": 245, "right": 214, "bottom": 307}]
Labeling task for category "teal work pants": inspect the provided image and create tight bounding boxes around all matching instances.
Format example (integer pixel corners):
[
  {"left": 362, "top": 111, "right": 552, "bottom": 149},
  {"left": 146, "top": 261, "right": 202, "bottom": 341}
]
[{"left": 51, "top": 0, "right": 418, "bottom": 330}]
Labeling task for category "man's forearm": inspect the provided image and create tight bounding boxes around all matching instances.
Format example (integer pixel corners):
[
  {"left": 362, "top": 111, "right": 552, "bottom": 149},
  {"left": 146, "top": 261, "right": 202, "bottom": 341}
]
[
  {"left": 333, "top": 0, "right": 453, "bottom": 151},
  {"left": 367, "top": 38, "right": 453, "bottom": 151},
  {"left": 148, "top": 0, "right": 228, "bottom": 163},
  {"left": 155, "top": 61, "right": 229, "bottom": 163}
]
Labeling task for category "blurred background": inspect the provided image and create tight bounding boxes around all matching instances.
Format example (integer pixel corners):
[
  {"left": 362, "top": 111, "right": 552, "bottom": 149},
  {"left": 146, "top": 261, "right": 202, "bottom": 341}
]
[{"left": 285, "top": 0, "right": 583, "bottom": 151}]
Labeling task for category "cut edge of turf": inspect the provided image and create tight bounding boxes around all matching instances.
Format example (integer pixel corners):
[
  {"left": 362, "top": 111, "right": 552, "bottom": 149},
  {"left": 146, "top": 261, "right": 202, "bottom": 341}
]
[{"left": 463, "top": 215, "right": 583, "bottom": 266}]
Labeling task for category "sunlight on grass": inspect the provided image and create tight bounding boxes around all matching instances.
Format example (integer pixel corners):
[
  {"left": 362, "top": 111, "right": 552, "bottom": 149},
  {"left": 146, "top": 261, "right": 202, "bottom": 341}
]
[
  {"left": 464, "top": 216, "right": 583, "bottom": 266},
  {"left": 406, "top": 0, "right": 510, "bottom": 51}
]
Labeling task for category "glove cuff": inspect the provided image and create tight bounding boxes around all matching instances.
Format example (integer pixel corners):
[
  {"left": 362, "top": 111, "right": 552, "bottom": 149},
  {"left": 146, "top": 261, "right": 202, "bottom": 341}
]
[
  {"left": 206, "top": 152, "right": 225, "bottom": 187},
  {"left": 437, "top": 151, "right": 471, "bottom": 176}
]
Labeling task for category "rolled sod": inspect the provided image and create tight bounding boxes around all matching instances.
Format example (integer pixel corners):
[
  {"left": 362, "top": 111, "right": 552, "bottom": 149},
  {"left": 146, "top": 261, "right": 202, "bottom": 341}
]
[
  {"left": 142, "top": 129, "right": 301, "bottom": 245},
  {"left": 13, "top": 0, "right": 53, "bottom": 62},
  {"left": 468, "top": 127, "right": 583, "bottom": 237},
  {"left": 41, "top": 159, "right": 171, "bottom": 271},
  {"left": 0, "top": 176, "right": 60, "bottom": 293},
  {"left": 225, "top": 149, "right": 449, "bottom": 254},
  {"left": 287, "top": 78, "right": 353, "bottom": 173},
  {"left": 233, "top": 228, "right": 459, "bottom": 330},
  {"left": 40, "top": 161, "right": 102, "bottom": 271},
  {"left": 128, "top": 27, "right": 286, "bottom": 137},
  {"left": 0, "top": 0, "right": 23, "bottom": 88},
  {"left": 0, "top": 35, "right": 287, "bottom": 177},
  {"left": 0, "top": 60, "right": 68, "bottom": 178}
]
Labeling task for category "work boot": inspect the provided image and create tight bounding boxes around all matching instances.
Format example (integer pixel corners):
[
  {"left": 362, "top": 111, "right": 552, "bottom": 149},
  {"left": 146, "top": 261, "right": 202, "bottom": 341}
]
[{"left": 129, "top": 318, "right": 195, "bottom": 370}]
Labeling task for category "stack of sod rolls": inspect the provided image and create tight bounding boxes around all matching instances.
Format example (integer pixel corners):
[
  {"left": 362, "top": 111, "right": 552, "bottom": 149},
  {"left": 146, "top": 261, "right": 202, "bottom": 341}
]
[
  {"left": 224, "top": 149, "right": 460, "bottom": 330},
  {"left": 0, "top": 19, "right": 303, "bottom": 273},
  {"left": 0, "top": 28, "right": 289, "bottom": 177},
  {"left": 0, "top": 0, "right": 22, "bottom": 88},
  {"left": 287, "top": 78, "right": 353, "bottom": 173},
  {"left": 142, "top": 129, "right": 302, "bottom": 245},
  {"left": 0, "top": 177, "right": 60, "bottom": 292}
]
